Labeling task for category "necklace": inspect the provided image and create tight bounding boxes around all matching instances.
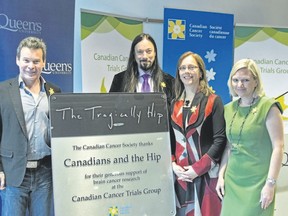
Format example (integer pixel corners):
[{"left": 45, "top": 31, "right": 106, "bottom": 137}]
[{"left": 228, "top": 97, "right": 256, "bottom": 154}]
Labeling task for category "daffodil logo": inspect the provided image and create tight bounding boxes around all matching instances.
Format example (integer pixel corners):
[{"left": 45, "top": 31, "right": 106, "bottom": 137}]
[
  {"left": 209, "top": 86, "right": 215, "bottom": 94},
  {"left": 161, "top": 82, "right": 166, "bottom": 88},
  {"left": 48, "top": 88, "right": 55, "bottom": 95},
  {"left": 168, "top": 19, "right": 186, "bottom": 40},
  {"left": 108, "top": 206, "right": 119, "bottom": 216}
]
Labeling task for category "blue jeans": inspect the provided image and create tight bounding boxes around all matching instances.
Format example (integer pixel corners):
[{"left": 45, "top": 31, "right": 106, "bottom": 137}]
[{"left": 1, "top": 162, "right": 53, "bottom": 216}]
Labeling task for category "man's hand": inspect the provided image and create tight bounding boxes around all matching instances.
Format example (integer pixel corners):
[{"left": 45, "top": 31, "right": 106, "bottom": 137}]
[{"left": 0, "top": 172, "right": 6, "bottom": 190}]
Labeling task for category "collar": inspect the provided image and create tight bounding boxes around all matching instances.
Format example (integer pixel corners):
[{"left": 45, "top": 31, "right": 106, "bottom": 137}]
[
  {"left": 138, "top": 68, "right": 152, "bottom": 78},
  {"left": 18, "top": 76, "right": 46, "bottom": 92}
]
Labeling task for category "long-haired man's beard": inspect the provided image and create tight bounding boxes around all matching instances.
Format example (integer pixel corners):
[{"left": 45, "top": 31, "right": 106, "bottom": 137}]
[{"left": 140, "top": 60, "right": 153, "bottom": 71}]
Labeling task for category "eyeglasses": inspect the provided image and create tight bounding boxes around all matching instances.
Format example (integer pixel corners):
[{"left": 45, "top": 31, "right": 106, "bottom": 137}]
[{"left": 178, "top": 65, "right": 198, "bottom": 72}]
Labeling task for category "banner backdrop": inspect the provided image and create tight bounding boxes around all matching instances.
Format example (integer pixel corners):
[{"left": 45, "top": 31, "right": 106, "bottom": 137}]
[
  {"left": 234, "top": 26, "right": 288, "bottom": 215},
  {"left": 163, "top": 8, "right": 234, "bottom": 104},
  {"left": 234, "top": 26, "right": 288, "bottom": 131},
  {"left": 0, "top": 0, "right": 75, "bottom": 92},
  {"left": 234, "top": 26, "right": 288, "bottom": 126},
  {"left": 81, "top": 11, "right": 143, "bottom": 93},
  {"left": 234, "top": 26, "right": 288, "bottom": 100}
]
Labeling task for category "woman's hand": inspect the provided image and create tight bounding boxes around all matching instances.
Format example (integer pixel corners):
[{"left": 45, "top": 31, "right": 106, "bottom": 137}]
[
  {"left": 172, "top": 163, "right": 197, "bottom": 182},
  {"left": 172, "top": 162, "right": 186, "bottom": 177},
  {"left": 216, "top": 176, "right": 225, "bottom": 200},
  {"left": 260, "top": 183, "right": 275, "bottom": 209},
  {"left": 180, "top": 165, "right": 197, "bottom": 182}
]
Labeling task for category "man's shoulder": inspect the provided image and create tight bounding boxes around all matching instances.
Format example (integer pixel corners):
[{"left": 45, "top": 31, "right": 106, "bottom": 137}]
[
  {"left": 109, "top": 70, "right": 127, "bottom": 92},
  {"left": 162, "top": 71, "right": 174, "bottom": 78},
  {"left": 161, "top": 71, "right": 175, "bottom": 82},
  {"left": 45, "top": 81, "right": 61, "bottom": 93},
  {"left": 113, "top": 70, "right": 126, "bottom": 78},
  {"left": 0, "top": 77, "right": 17, "bottom": 87}
]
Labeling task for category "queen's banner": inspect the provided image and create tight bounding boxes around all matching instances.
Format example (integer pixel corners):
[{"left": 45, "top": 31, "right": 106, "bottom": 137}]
[
  {"left": 163, "top": 8, "right": 234, "bottom": 104},
  {"left": 0, "top": 0, "right": 75, "bottom": 92},
  {"left": 234, "top": 26, "right": 288, "bottom": 215},
  {"left": 81, "top": 11, "right": 143, "bottom": 93}
]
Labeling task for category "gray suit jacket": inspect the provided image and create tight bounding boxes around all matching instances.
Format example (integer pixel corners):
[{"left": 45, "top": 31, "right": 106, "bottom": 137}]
[{"left": 0, "top": 76, "right": 61, "bottom": 187}]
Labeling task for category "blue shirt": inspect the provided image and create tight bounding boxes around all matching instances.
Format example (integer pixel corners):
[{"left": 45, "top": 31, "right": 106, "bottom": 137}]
[{"left": 19, "top": 77, "right": 50, "bottom": 160}]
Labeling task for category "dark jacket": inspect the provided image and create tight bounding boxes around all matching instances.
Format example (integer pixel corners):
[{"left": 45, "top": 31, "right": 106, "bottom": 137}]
[
  {"left": 109, "top": 70, "right": 175, "bottom": 106},
  {"left": 0, "top": 76, "right": 61, "bottom": 187}
]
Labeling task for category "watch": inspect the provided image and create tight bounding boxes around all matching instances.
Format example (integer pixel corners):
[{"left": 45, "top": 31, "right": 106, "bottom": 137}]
[{"left": 266, "top": 177, "right": 276, "bottom": 186}]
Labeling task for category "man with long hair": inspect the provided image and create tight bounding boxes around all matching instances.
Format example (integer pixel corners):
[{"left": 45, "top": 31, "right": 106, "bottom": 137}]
[{"left": 109, "top": 33, "right": 174, "bottom": 105}]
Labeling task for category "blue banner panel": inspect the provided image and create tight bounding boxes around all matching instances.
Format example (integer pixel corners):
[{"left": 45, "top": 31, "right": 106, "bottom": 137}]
[
  {"left": 0, "top": 0, "right": 75, "bottom": 92},
  {"left": 163, "top": 8, "right": 234, "bottom": 104}
]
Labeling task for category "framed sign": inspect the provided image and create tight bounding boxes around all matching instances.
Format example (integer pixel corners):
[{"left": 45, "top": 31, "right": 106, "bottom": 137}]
[{"left": 50, "top": 93, "right": 176, "bottom": 216}]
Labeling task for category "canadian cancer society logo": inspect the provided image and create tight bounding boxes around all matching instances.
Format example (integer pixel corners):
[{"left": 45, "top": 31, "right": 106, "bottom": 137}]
[
  {"left": 107, "top": 205, "right": 131, "bottom": 215},
  {"left": 0, "top": 13, "right": 42, "bottom": 34},
  {"left": 168, "top": 19, "right": 186, "bottom": 40}
]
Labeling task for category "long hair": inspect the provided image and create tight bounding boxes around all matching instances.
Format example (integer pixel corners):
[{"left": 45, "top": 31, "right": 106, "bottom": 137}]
[
  {"left": 174, "top": 51, "right": 213, "bottom": 100},
  {"left": 227, "top": 58, "right": 265, "bottom": 97},
  {"left": 122, "top": 33, "right": 163, "bottom": 92}
]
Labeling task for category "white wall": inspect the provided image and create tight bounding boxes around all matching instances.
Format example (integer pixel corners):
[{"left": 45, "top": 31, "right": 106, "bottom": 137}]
[{"left": 74, "top": 0, "right": 288, "bottom": 91}]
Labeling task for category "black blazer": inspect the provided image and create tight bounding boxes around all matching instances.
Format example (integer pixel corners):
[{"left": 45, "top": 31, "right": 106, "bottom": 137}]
[
  {"left": 109, "top": 70, "right": 175, "bottom": 106},
  {"left": 109, "top": 70, "right": 176, "bottom": 148},
  {"left": 0, "top": 76, "right": 61, "bottom": 187}
]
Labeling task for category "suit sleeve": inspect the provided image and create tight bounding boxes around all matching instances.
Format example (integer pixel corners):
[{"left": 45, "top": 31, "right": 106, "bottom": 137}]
[{"left": 191, "top": 96, "right": 226, "bottom": 176}]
